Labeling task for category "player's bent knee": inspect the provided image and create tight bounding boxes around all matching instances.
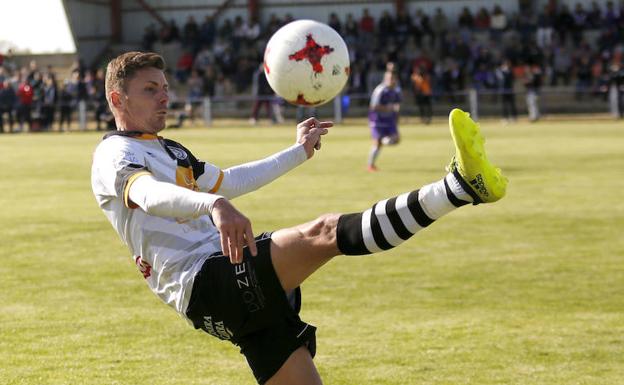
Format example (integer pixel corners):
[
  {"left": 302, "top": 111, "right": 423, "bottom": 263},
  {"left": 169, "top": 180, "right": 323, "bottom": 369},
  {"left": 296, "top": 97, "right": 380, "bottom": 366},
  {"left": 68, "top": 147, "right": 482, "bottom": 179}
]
[
  {"left": 296, "top": 214, "right": 341, "bottom": 257},
  {"left": 266, "top": 346, "right": 322, "bottom": 385},
  {"left": 302, "top": 213, "right": 340, "bottom": 244}
]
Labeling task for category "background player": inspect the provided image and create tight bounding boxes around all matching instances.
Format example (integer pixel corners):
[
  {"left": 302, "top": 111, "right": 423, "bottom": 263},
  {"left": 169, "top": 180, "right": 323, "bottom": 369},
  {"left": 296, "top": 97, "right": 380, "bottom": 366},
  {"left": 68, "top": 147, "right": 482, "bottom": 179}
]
[{"left": 367, "top": 69, "right": 401, "bottom": 172}]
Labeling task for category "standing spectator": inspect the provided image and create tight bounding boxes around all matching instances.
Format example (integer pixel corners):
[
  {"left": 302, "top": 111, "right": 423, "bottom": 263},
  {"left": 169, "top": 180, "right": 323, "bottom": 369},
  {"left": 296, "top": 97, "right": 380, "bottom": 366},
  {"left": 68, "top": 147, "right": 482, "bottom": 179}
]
[
  {"left": 30, "top": 71, "right": 44, "bottom": 129},
  {"left": 58, "top": 80, "right": 76, "bottom": 131},
  {"left": 608, "top": 59, "right": 624, "bottom": 118},
  {"left": 367, "top": 70, "right": 401, "bottom": 172},
  {"left": 496, "top": 59, "right": 517, "bottom": 123},
  {"left": 249, "top": 63, "right": 276, "bottom": 125},
  {"left": 70, "top": 58, "right": 86, "bottom": 79},
  {"left": 442, "top": 59, "right": 465, "bottom": 102},
  {"left": 474, "top": 7, "right": 491, "bottom": 31},
  {"left": 534, "top": 5, "right": 554, "bottom": 48},
  {"left": 413, "top": 9, "right": 433, "bottom": 48},
  {"left": 242, "top": 16, "right": 261, "bottom": 44},
  {"left": 218, "top": 18, "right": 234, "bottom": 41},
  {"left": 40, "top": 73, "right": 57, "bottom": 130},
  {"left": 203, "top": 64, "right": 218, "bottom": 98},
  {"left": 555, "top": 4, "right": 575, "bottom": 45},
  {"left": 0, "top": 79, "right": 17, "bottom": 133},
  {"left": 16, "top": 76, "right": 34, "bottom": 132},
  {"left": 411, "top": 64, "right": 433, "bottom": 124},
  {"left": 142, "top": 24, "right": 158, "bottom": 51},
  {"left": 431, "top": 8, "right": 449, "bottom": 49},
  {"left": 359, "top": 8, "right": 374, "bottom": 36},
  {"left": 185, "top": 69, "right": 205, "bottom": 125},
  {"left": 343, "top": 13, "right": 359, "bottom": 46},
  {"left": 232, "top": 16, "right": 246, "bottom": 51},
  {"left": 233, "top": 57, "right": 254, "bottom": 93},
  {"left": 572, "top": 3, "right": 588, "bottom": 43},
  {"left": 176, "top": 51, "right": 194, "bottom": 83},
  {"left": 458, "top": 7, "right": 475, "bottom": 41},
  {"left": 551, "top": 45, "right": 572, "bottom": 85},
  {"left": 490, "top": 5, "right": 507, "bottom": 43},
  {"left": 517, "top": 8, "right": 537, "bottom": 42},
  {"left": 27, "top": 59, "right": 39, "bottom": 83},
  {"left": 199, "top": 15, "right": 216, "bottom": 47},
  {"left": 575, "top": 55, "right": 593, "bottom": 100},
  {"left": 587, "top": 1, "right": 603, "bottom": 28},
  {"left": 603, "top": 1, "right": 619, "bottom": 28},
  {"left": 44, "top": 65, "right": 57, "bottom": 84},
  {"left": 89, "top": 69, "right": 107, "bottom": 130},
  {"left": 183, "top": 16, "right": 199, "bottom": 50},
  {"left": 524, "top": 64, "right": 543, "bottom": 122},
  {"left": 378, "top": 10, "right": 394, "bottom": 46},
  {"left": 348, "top": 61, "right": 367, "bottom": 96},
  {"left": 168, "top": 19, "right": 181, "bottom": 42},
  {"left": 328, "top": 13, "right": 342, "bottom": 34},
  {"left": 68, "top": 70, "right": 88, "bottom": 130},
  {"left": 265, "top": 14, "right": 282, "bottom": 38},
  {"left": 394, "top": 10, "right": 413, "bottom": 49}
]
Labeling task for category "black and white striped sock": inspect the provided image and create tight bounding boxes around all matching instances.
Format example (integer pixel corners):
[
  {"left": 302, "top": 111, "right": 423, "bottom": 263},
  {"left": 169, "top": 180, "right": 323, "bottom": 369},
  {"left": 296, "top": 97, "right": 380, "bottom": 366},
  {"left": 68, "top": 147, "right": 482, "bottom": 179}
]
[{"left": 337, "top": 173, "right": 472, "bottom": 255}]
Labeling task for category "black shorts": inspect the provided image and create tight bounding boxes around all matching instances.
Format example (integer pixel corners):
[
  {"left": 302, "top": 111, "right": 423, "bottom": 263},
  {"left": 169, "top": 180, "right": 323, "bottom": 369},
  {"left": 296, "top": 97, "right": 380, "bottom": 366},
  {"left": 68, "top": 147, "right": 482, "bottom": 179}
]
[{"left": 185, "top": 232, "right": 317, "bottom": 384}]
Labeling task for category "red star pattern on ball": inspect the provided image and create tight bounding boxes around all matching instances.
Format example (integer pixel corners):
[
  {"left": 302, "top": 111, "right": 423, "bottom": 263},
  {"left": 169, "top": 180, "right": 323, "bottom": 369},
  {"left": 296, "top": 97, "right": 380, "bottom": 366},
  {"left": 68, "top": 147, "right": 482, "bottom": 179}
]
[{"left": 288, "top": 34, "right": 334, "bottom": 74}]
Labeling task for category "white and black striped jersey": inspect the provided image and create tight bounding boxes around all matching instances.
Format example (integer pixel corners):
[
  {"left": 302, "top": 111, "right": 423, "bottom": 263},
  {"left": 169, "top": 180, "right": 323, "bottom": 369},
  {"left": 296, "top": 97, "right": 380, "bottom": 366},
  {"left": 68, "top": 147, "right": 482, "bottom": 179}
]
[{"left": 91, "top": 131, "right": 224, "bottom": 316}]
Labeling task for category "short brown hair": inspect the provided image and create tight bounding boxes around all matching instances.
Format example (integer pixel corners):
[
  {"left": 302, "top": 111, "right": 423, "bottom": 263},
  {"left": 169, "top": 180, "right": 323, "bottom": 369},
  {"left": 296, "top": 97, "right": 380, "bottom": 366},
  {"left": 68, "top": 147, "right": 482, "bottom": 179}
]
[{"left": 105, "top": 51, "right": 165, "bottom": 103}]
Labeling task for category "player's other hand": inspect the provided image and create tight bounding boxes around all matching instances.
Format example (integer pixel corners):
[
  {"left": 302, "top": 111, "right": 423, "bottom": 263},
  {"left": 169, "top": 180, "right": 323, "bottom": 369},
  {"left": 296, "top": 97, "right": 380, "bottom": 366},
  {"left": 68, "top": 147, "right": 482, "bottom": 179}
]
[
  {"left": 296, "top": 117, "right": 332, "bottom": 158},
  {"left": 210, "top": 198, "right": 257, "bottom": 264}
]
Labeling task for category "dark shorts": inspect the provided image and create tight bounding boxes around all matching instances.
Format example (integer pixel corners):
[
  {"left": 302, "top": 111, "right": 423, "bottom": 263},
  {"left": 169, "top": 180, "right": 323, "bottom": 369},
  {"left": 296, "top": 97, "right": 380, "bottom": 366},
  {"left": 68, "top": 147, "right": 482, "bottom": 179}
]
[{"left": 185, "top": 233, "right": 317, "bottom": 384}]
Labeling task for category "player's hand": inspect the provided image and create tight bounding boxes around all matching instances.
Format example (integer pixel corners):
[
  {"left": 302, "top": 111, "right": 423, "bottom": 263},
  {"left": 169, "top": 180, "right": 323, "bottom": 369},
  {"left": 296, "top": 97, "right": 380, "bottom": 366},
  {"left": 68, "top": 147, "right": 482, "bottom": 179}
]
[
  {"left": 296, "top": 117, "right": 332, "bottom": 158},
  {"left": 210, "top": 198, "right": 257, "bottom": 264}
]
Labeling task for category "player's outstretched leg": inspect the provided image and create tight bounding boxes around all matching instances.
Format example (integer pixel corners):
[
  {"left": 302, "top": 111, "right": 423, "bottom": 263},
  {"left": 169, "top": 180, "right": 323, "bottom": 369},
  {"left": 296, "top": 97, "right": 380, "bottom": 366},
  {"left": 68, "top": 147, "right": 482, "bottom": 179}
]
[
  {"left": 337, "top": 108, "right": 507, "bottom": 255},
  {"left": 267, "top": 108, "right": 507, "bottom": 385},
  {"left": 271, "top": 108, "right": 507, "bottom": 286}
]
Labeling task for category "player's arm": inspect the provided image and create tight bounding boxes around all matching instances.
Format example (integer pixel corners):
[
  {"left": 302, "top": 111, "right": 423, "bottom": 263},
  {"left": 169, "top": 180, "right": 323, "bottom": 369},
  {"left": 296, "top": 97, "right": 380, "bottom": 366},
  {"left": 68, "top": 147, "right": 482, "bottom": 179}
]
[
  {"left": 127, "top": 173, "right": 256, "bottom": 263},
  {"left": 127, "top": 173, "right": 222, "bottom": 218},
  {"left": 370, "top": 86, "right": 394, "bottom": 113},
  {"left": 197, "top": 117, "right": 331, "bottom": 199}
]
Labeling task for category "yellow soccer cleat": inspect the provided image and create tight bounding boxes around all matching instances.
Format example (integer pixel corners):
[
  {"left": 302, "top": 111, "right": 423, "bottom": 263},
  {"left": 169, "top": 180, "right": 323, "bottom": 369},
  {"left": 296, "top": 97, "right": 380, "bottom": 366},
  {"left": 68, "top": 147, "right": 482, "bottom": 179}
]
[{"left": 447, "top": 108, "right": 507, "bottom": 204}]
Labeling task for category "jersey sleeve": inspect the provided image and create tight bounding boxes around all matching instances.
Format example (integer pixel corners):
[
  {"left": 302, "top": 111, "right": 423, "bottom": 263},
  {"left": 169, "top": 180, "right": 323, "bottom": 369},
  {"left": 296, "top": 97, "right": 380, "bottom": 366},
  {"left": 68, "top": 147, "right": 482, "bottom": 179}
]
[
  {"left": 91, "top": 138, "right": 151, "bottom": 208},
  {"left": 195, "top": 162, "right": 224, "bottom": 193}
]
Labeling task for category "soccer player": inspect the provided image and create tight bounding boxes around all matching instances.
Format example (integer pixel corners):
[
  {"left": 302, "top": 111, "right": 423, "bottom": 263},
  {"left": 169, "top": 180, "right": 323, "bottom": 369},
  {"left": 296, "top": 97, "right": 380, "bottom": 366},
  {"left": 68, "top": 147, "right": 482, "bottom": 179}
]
[
  {"left": 92, "top": 52, "right": 507, "bottom": 385},
  {"left": 367, "top": 70, "right": 401, "bottom": 172}
]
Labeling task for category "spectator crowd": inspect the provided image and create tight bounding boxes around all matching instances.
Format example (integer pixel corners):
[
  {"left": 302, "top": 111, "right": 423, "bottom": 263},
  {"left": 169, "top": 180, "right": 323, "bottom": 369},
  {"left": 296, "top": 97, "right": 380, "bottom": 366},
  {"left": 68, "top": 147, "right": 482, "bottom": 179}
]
[
  {"left": 1, "top": 1, "right": 624, "bottom": 132},
  {"left": 0, "top": 56, "right": 111, "bottom": 133}
]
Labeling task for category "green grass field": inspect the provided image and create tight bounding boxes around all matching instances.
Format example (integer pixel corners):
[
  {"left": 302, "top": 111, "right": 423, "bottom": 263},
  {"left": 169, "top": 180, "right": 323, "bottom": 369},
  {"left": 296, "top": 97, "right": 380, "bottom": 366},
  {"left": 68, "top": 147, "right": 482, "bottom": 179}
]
[{"left": 1, "top": 116, "right": 623, "bottom": 385}]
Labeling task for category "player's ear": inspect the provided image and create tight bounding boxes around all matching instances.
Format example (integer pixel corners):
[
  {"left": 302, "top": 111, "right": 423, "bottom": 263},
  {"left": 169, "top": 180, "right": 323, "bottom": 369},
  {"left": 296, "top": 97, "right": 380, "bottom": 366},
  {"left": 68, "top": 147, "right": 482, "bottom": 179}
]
[{"left": 110, "top": 91, "right": 123, "bottom": 109}]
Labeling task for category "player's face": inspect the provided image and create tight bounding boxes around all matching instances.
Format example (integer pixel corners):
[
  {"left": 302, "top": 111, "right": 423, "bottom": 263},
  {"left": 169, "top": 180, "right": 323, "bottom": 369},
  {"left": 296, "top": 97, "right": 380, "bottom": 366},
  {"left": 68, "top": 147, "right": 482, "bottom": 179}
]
[
  {"left": 119, "top": 67, "right": 169, "bottom": 134},
  {"left": 384, "top": 72, "right": 397, "bottom": 88}
]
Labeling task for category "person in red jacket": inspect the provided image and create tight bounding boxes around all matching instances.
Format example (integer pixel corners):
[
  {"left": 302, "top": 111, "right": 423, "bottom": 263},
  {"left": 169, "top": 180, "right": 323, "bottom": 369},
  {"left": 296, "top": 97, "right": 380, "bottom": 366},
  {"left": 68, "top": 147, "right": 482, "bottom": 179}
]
[{"left": 16, "top": 76, "right": 34, "bottom": 132}]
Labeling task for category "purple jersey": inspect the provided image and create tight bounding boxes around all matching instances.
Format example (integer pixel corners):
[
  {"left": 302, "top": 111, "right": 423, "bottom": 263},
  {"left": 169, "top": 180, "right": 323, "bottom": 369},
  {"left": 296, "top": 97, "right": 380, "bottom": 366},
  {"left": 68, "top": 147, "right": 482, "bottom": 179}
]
[{"left": 368, "top": 83, "right": 401, "bottom": 139}]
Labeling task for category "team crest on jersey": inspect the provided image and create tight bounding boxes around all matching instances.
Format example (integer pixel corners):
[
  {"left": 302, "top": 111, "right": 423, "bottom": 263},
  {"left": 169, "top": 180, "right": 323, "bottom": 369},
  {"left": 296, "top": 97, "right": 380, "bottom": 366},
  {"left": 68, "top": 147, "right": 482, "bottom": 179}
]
[{"left": 167, "top": 146, "right": 188, "bottom": 160}]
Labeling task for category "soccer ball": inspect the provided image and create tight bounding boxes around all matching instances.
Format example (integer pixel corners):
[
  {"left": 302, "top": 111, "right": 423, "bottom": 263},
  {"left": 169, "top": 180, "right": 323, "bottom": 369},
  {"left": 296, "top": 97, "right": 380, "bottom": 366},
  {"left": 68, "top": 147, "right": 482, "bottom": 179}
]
[{"left": 263, "top": 20, "right": 350, "bottom": 107}]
